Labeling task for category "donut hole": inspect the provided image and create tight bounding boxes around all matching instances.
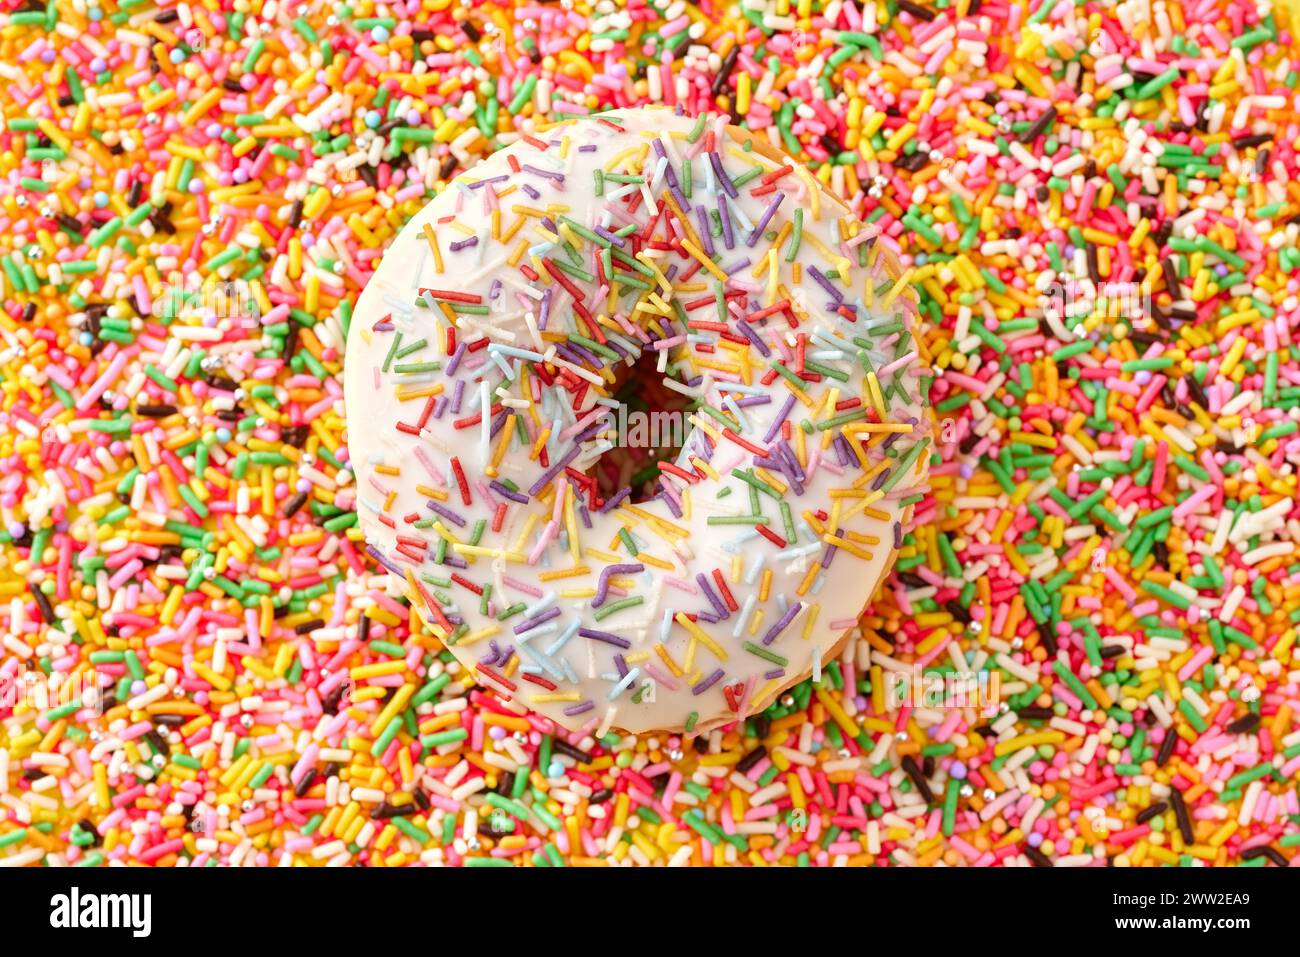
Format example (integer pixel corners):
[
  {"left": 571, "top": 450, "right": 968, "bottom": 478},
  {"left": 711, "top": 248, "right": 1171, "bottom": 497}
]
[{"left": 589, "top": 346, "right": 694, "bottom": 506}]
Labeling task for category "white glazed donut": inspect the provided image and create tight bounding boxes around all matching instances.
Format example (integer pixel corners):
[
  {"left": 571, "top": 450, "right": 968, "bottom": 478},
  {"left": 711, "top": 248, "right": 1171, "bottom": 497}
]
[{"left": 344, "top": 107, "right": 930, "bottom": 736}]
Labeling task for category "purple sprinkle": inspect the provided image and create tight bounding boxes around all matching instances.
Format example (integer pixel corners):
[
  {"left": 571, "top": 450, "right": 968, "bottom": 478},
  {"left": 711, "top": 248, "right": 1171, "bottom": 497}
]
[
  {"left": 761, "top": 602, "right": 802, "bottom": 645},
  {"left": 734, "top": 394, "right": 771, "bottom": 408},
  {"left": 514, "top": 606, "right": 561, "bottom": 635},
  {"left": 777, "top": 454, "right": 805, "bottom": 496},
  {"left": 593, "top": 563, "right": 645, "bottom": 608},
  {"left": 658, "top": 487, "right": 683, "bottom": 518},
  {"left": 746, "top": 191, "right": 785, "bottom": 246},
  {"left": 365, "top": 545, "right": 404, "bottom": 575},
  {"left": 431, "top": 395, "right": 449, "bottom": 420},
  {"left": 764, "top": 669, "right": 786, "bottom": 680},
  {"left": 709, "top": 152, "right": 738, "bottom": 198},
  {"left": 578, "top": 144, "right": 599, "bottom": 152},
  {"left": 560, "top": 341, "right": 600, "bottom": 368},
  {"left": 448, "top": 236, "right": 478, "bottom": 252},
  {"left": 695, "top": 205, "right": 715, "bottom": 256},
  {"left": 572, "top": 420, "right": 605, "bottom": 445},
  {"left": 695, "top": 573, "right": 729, "bottom": 619},
  {"left": 821, "top": 530, "right": 840, "bottom": 568},
  {"left": 776, "top": 439, "right": 806, "bottom": 482},
  {"left": 489, "top": 408, "right": 511, "bottom": 439},
  {"left": 737, "top": 320, "right": 771, "bottom": 358},
  {"left": 428, "top": 500, "right": 467, "bottom": 528},
  {"left": 599, "top": 486, "right": 631, "bottom": 513},
  {"left": 718, "top": 195, "right": 734, "bottom": 249},
  {"left": 653, "top": 140, "right": 680, "bottom": 191},
  {"left": 594, "top": 225, "right": 626, "bottom": 247},
  {"left": 445, "top": 341, "right": 468, "bottom": 377},
  {"left": 806, "top": 264, "right": 842, "bottom": 302},
  {"left": 563, "top": 701, "right": 595, "bottom": 717},
  {"left": 538, "top": 287, "right": 553, "bottom": 330},
  {"left": 450, "top": 379, "right": 466, "bottom": 414},
  {"left": 692, "top": 668, "right": 725, "bottom": 695},
  {"left": 521, "top": 183, "right": 541, "bottom": 200},
  {"left": 579, "top": 628, "right": 631, "bottom": 649},
  {"left": 834, "top": 434, "right": 854, "bottom": 467},
  {"left": 522, "top": 164, "right": 564, "bottom": 181},
  {"left": 528, "top": 443, "right": 582, "bottom": 496},
  {"left": 614, "top": 655, "right": 629, "bottom": 678},
  {"left": 762, "top": 393, "right": 797, "bottom": 444},
  {"left": 489, "top": 480, "right": 529, "bottom": 504}
]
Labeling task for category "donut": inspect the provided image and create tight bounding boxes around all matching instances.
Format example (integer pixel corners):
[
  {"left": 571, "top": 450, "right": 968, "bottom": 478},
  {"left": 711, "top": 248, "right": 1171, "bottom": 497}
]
[{"left": 344, "top": 107, "right": 931, "bottom": 737}]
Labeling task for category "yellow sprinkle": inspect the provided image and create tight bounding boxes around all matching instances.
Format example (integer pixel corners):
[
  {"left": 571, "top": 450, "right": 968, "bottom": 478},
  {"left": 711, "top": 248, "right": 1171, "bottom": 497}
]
[
  {"left": 674, "top": 613, "right": 728, "bottom": 662},
  {"left": 422, "top": 223, "right": 444, "bottom": 273},
  {"left": 655, "top": 643, "right": 684, "bottom": 677},
  {"left": 680, "top": 239, "right": 728, "bottom": 281}
]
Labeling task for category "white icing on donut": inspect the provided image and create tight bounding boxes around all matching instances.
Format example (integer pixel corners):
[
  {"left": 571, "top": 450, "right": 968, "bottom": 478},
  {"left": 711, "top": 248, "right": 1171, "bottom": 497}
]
[{"left": 344, "top": 107, "right": 929, "bottom": 736}]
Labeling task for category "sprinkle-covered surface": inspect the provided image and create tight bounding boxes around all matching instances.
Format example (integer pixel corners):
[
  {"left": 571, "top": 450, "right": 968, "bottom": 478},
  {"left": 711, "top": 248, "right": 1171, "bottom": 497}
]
[
  {"left": 2, "top": 0, "right": 1300, "bottom": 867},
  {"left": 345, "top": 107, "right": 929, "bottom": 737}
]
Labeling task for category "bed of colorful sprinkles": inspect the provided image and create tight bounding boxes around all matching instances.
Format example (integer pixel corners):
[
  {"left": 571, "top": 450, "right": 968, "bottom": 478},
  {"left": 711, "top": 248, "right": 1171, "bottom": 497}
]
[{"left": 2, "top": 0, "right": 1300, "bottom": 868}]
